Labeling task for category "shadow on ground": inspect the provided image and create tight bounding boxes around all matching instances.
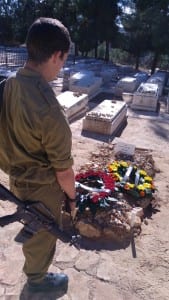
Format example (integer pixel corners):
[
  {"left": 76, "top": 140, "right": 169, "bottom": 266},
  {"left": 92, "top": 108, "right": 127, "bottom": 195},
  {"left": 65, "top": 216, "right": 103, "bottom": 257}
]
[
  {"left": 79, "top": 236, "right": 131, "bottom": 251},
  {"left": 81, "top": 119, "right": 127, "bottom": 143}
]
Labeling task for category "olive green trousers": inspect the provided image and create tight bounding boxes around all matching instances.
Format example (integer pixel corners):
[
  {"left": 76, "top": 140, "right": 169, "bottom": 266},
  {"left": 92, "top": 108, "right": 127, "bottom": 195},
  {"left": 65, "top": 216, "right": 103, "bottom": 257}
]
[{"left": 10, "top": 180, "right": 64, "bottom": 283}]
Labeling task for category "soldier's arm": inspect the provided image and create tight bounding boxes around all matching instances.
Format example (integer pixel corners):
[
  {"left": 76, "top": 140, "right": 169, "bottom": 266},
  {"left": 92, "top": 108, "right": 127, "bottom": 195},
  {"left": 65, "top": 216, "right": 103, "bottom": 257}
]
[{"left": 56, "top": 166, "right": 76, "bottom": 208}]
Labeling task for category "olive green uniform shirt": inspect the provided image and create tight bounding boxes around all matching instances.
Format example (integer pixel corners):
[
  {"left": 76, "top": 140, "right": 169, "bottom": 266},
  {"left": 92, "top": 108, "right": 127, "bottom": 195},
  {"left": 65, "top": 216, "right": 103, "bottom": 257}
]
[{"left": 0, "top": 68, "right": 73, "bottom": 185}]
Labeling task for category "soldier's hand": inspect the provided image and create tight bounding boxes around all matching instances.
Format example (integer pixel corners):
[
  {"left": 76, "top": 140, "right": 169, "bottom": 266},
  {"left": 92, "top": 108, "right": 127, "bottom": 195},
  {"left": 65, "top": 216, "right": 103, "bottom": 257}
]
[{"left": 64, "top": 194, "right": 77, "bottom": 214}]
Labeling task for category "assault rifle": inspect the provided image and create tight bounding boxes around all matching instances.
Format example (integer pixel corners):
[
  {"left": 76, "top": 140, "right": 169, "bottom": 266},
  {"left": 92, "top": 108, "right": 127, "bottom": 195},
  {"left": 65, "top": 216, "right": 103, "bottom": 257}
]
[{"left": 0, "top": 183, "right": 81, "bottom": 249}]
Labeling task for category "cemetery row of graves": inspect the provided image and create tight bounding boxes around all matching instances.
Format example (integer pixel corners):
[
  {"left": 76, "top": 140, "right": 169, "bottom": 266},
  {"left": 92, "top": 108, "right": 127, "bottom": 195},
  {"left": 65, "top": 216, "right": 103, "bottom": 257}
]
[
  {"left": 0, "top": 55, "right": 168, "bottom": 244},
  {"left": 50, "top": 58, "right": 165, "bottom": 243}
]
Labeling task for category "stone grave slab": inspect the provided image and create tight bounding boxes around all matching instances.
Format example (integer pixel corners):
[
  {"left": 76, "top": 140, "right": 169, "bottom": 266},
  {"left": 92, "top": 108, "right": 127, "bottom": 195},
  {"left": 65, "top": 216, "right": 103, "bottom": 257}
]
[
  {"left": 131, "top": 83, "right": 159, "bottom": 112},
  {"left": 114, "top": 76, "right": 141, "bottom": 97},
  {"left": 114, "top": 141, "right": 135, "bottom": 157},
  {"left": 82, "top": 100, "right": 127, "bottom": 135},
  {"left": 147, "top": 71, "right": 166, "bottom": 96},
  {"left": 69, "top": 72, "right": 102, "bottom": 100},
  {"left": 57, "top": 91, "right": 89, "bottom": 121},
  {"left": 100, "top": 68, "right": 118, "bottom": 83},
  {"left": 69, "top": 70, "right": 95, "bottom": 83}
]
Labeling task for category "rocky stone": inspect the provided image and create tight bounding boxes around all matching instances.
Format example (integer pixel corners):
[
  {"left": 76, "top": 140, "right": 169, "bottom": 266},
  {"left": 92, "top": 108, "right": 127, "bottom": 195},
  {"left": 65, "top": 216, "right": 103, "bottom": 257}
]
[
  {"left": 93, "top": 280, "right": 124, "bottom": 300},
  {"left": 0, "top": 286, "right": 5, "bottom": 296},
  {"left": 97, "top": 260, "right": 126, "bottom": 282},
  {"left": 55, "top": 243, "right": 79, "bottom": 264},
  {"left": 75, "top": 220, "right": 101, "bottom": 238},
  {"left": 75, "top": 250, "right": 99, "bottom": 272},
  {"left": 126, "top": 212, "right": 142, "bottom": 227},
  {"left": 0, "top": 260, "right": 23, "bottom": 285},
  {"left": 65, "top": 268, "right": 90, "bottom": 300}
]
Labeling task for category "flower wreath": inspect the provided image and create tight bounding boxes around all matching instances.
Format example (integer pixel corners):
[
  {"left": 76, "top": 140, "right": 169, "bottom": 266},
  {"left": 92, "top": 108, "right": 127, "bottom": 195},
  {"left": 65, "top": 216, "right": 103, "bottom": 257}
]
[
  {"left": 75, "top": 169, "right": 115, "bottom": 214},
  {"left": 107, "top": 160, "right": 156, "bottom": 198}
]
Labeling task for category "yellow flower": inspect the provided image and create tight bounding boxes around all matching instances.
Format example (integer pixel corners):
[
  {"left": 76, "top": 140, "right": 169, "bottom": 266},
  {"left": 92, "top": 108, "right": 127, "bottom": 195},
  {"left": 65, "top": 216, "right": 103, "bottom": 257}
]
[
  {"left": 143, "top": 183, "right": 152, "bottom": 189},
  {"left": 108, "top": 161, "right": 121, "bottom": 172},
  {"left": 137, "top": 184, "right": 145, "bottom": 190},
  {"left": 112, "top": 172, "right": 121, "bottom": 181},
  {"left": 128, "top": 183, "right": 135, "bottom": 189},
  {"left": 144, "top": 176, "right": 153, "bottom": 182},
  {"left": 139, "top": 170, "right": 147, "bottom": 176},
  {"left": 119, "top": 161, "right": 128, "bottom": 168},
  {"left": 109, "top": 166, "right": 118, "bottom": 172}
]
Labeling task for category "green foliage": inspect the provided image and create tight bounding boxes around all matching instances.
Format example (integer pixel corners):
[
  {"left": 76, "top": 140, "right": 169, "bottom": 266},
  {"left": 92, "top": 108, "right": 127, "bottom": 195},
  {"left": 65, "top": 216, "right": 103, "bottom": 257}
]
[
  {"left": 110, "top": 48, "right": 131, "bottom": 65},
  {"left": 134, "top": 0, "right": 169, "bottom": 12},
  {"left": 0, "top": 0, "right": 169, "bottom": 71},
  {"left": 0, "top": 16, "right": 13, "bottom": 44},
  {"left": 120, "top": 0, "right": 169, "bottom": 72},
  {"left": 73, "top": 0, "right": 120, "bottom": 60}
]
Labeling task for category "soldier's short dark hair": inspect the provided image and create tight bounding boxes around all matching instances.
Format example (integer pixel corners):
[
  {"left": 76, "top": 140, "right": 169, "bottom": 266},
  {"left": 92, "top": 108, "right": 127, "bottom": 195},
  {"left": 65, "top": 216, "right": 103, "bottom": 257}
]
[{"left": 26, "top": 17, "right": 71, "bottom": 64}]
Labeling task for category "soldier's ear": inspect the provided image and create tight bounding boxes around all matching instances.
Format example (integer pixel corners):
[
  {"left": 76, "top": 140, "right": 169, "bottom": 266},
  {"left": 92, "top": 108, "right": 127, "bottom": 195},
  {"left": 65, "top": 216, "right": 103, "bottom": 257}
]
[{"left": 52, "top": 51, "right": 62, "bottom": 63}]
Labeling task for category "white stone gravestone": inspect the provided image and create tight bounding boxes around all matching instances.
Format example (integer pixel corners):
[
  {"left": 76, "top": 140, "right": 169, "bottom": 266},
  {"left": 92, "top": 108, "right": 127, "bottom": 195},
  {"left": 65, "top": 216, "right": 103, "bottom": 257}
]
[
  {"left": 131, "top": 82, "right": 159, "bottom": 112},
  {"left": 114, "top": 141, "right": 135, "bottom": 157},
  {"left": 82, "top": 100, "right": 127, "bottom": 135},
  {"left": 114, "top": 76, "right": 141, "bottom": 97},
  {"left": 69, "top": 71, "right": 102, "bottom": 100},
  {"left": 57, "top": 91, "right": 89, "bottom": 121}
]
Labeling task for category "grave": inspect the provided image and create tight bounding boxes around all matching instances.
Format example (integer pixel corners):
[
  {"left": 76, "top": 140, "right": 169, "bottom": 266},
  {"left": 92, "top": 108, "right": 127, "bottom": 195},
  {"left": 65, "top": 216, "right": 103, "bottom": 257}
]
[
  {"left": 69, "top": 144, "right": 157, "bottom": 242},
  {"left": 82, "top": 100, "right": 127, "bottom": 135},
  {"left": 57, "top": 90, "right": 89, "bottom": 121},
  {"left": 69, "top": 70, "right": 95, "bottom": 84},
  {"left": 100, "top": 68, "right": 118, "bottom": 83},
  {"left": 114, "top": 141, "right": 135, "bottom": 159},
  {"left": 114, "top": 76, "right": 141, "bottom": 98},
  {"left": 69, "top": 71, "right": 102, "bottom": 99},
  {"left": 147, "top": 71, "right": 167, "bottom": 96},
  {"left": 131, "top": 82, "right": 159, "bottom": 112}
]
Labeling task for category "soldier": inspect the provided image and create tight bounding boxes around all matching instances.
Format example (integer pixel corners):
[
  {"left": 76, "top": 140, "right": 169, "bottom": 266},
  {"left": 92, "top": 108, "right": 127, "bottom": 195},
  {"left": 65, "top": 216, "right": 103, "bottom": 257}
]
[{"left": 0, "top": 17, "right": 76, "bottom": 292}]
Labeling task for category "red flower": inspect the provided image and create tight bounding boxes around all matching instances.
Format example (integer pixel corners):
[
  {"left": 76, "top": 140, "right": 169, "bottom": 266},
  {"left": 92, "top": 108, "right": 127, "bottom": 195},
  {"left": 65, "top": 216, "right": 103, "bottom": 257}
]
[
  {"left": 75, "top": 169, "right": 115, "bottom": 197},
  {"left": 92, "top": 194, "right": 99, "bottom": 203}
]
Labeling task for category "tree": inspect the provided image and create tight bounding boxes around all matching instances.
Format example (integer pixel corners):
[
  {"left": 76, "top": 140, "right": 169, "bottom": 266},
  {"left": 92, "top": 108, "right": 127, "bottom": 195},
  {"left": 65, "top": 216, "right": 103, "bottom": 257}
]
[
  {"left": 95, "top": 0, "right": 119, "bottom": 61},
  {"left": 120, "top": 11, "right": 151, "bottom": 70},
  {"left": 75, "top": 0, "right": 120, "bottom": 61},
  {"left": 133, "top": 0, "right": 169, "bottom": 73},
  {"left": 0, "top": 0, "right": 15, "bottom": 44},
  {"left": 13, "top": 0, "right": 43, "bottom": 42}
]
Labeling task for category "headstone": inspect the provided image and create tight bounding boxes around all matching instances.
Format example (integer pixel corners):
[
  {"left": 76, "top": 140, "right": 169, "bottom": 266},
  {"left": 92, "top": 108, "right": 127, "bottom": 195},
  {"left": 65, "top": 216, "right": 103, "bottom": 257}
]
[
  {"left": 82, "top": 100, "right": 127, "bottom": 135},
  {"left": 69, "top": 71, "right": 102, "bottom": 100},
  {"left": 100, "top": 68, "right": 118, "bottom": 83},
  {"left": 57, "top": 91, "right": 89, "bottom": 121},
  {"left": 147, "top": 71, "right": 167, "bottom": 96},
  {"left": 114, "top": 76, "right": 141, "bottom": 97},
  {"left": 134, "top": 72, "right": 149, "bottom": 83},
  {"left": 69, "top": 71, "right": 95, "bottom": 84},
  {"left": 131, "top": 82, "right": 159, "bottom": 112},
  {"left": 114, "top": 141, "right": 135, "bottom": 157}
]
